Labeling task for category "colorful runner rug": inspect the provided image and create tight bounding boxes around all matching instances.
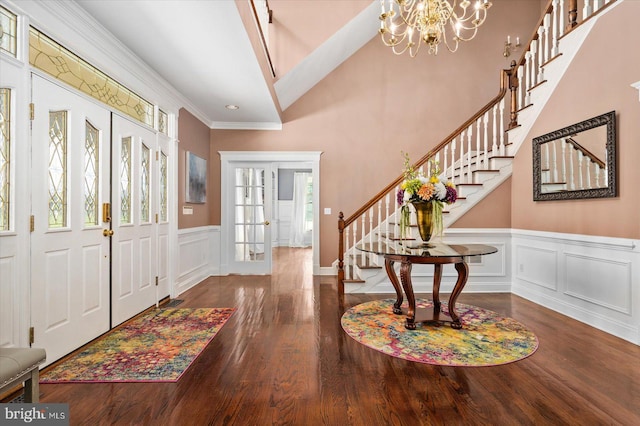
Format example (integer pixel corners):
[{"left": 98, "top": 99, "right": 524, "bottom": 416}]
[
  {"left": 341, "top": 299, "right": 538, "bottom": 367},
  {"left": 41, "top": 307, "right": 234, "bottom": 383}
]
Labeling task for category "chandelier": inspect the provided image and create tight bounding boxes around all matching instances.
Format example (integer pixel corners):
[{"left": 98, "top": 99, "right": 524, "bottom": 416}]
[{"left": 379, "top": 0, "right": 492, "bottom": 56}]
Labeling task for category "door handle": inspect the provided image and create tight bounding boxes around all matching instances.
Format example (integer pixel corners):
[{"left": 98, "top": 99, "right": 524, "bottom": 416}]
[
  {"left": 264, "top": 220, "right": 270, "bottom": 226},
  {"left": 103, "top": 229, "right": 114, "bottom": 237}
]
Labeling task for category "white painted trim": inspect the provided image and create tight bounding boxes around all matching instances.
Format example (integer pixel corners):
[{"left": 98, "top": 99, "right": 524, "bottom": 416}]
[
  {"left": 219, "top": 151, "right": 322, "bottom": 275},
  {"left": 632, "top": 81, "right": 640, "bottom": 101},
  {"left": 211, "top": 121, "right": 283, "bottom": 131}
]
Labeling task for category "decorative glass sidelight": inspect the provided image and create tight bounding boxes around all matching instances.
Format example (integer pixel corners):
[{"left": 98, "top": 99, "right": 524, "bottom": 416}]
[
  {"left": 120, "top": 137, "right": 132, "bottom": 224},
  {"left": 140, "top": 143, "right": 150, "bottom": 223},
  {"left": 84, "top": 121, "right": 99, "bottom": 226},
  {"left": 49, "top": 111, "right": 68, "bottom": 228},
  {"left": 0, "top": 88, "right": 10, "bottom": 230},
  {"left": 29, "top": 28, "right": 154, "bottom": 127},
  {"left": 160, "top": 151, "right": 168, "bottom": 222},
  {"left": 158, "top": 109, "right": 168, "bottom": 136},
  {"left": 0, "top": 6, "right": 17, "bottom": 57}
]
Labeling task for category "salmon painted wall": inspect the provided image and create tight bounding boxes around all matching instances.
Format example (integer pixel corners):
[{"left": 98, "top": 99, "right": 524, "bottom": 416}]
[
  {"left": 511, "top": 0, "right": 640, "bottom": 239},
  {"left": 209, "top": 1, "right": 541, "bottom": 267},
  {"left": 178, "top": 109, "right": 212, "bottom": 229}
]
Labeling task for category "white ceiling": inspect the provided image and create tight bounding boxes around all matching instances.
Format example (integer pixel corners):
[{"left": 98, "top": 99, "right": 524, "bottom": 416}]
[{"left": 75, "top": 0, "right": 379, "bottom": 130}]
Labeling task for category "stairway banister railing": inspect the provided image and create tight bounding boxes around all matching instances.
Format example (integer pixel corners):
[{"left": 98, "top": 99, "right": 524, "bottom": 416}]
[
  {"left": 342, "top": 69, "right": 511, "bottom": 230},
  {"left": 513, "top": 1, "right": 554, "bottom": 71}
]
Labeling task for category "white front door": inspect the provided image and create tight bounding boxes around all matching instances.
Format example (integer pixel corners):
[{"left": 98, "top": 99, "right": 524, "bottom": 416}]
[
  {"left": 110, "top": 114, "right": 157, "bottom": 326},
  {"left": 30, "top": 75, "right": 111, "bottom": 363},
  {"left": 226, "top": 163, "right": 273, "bottom": 274}
]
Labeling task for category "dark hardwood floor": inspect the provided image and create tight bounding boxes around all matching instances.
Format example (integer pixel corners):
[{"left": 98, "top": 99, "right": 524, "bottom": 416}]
[{"left": 27, "top": 248, "right": 640, "bottom": 425}]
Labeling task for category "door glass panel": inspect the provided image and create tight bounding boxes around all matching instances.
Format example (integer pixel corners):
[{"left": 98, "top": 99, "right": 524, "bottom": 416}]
[
  {"left": 160, "top": 152, "right": 168, "bottom": 222},
  {"left": 234, "top": 167, "right": 265, "bottom": 262},
  {"left": 48, "top": 111, "right": 67, "bottom": 228},
  {"left": 120, "top": 136, "right": 131, "bottom": 224},
  {"left": 140, "top": 142, "right": 150, "bottom": 223},
  {"left": 0, "top": 88, "right": 10, "bottom": 230},
  {"left": 0, "top": 6, "right": 17, "bottom": 57},
  {"left": 84, "top": 121, "right": 99, "bottom": 226}
]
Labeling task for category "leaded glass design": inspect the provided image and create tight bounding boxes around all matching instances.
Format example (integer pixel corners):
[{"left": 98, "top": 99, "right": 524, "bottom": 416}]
[
  {"left": 0, "top": 6, "right": 17, "bottom": 57},
  {"left": 29, "top": 28, "right": 154, "bottom": 127},
  {"left": 49, "top": 111, "right": 67, "bottom": 228},
  {"left": 84, "top": 121, "right": 99, "bottom": 226},
  {"left": 0, "top": 88, "right": 10, "bottom": 231},
  {"left": 160, "top": 152, "right": 168, "bottom": 222},
  {"left": 120, "top": 137, "right": 131, "bottom": 224},
  {"left": 140, "top": 143, "right": 150, "bottom": 223},
  {"left": 158, "top": 109, "right": 168, "bottom": 136}
]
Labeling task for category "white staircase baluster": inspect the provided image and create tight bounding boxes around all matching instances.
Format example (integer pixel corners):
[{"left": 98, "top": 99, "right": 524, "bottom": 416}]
[
  {"left": 569, "top": 149, "right": 576, "bottom": 190},
  {"left": 450, "top": 138, "right": 457, "bottom": 183},
  {"left": 543, "top": 143, "right": 550, "bottom": 183},
  {"left": 551, "top": 0, "right": 559, "bottom": 57},
  {"left": 559, "top": 0, "right": 566, "bottom": 38},
  {"left": 595, "top": 164, "right": 601, "bottom": 187},
  {"left": 385, "top": 193, "right": 390, "bottom": 242},
  {"left": 499, "top": 98, "right": 506, "bottom": 155},
  {"left": 551, "top": 139, "right": 558, "bottom": 183},
  {"left": 467, "top": 125, "right": 473, "bottom": 183},
  {"left": 345, "top": 226, "right": 351, "bottom": 280},
  {"left": 360, "top": 216, "right": 365, "bottom": 263},
  {"left": 377, "top": 201, "right": 382, "bottom": 245},
  {"left": 517, "top": 65, "right": 524, "bottom": 108},
  {"left": 459, "top": 131, "right": 465, "bottom": 184},
  {"left": 577, "top": 151, "right": 584, "bottom": 189},
  {"left": 492, "top": 105, "right": 498, "bottom": 157},
  {"left": 443, "top": 145, "right": 449, "bottom": 180},
  {"left": 483, "top": 112, "right": 489, "bottom": 169},
  {"left": 561, "top": 138, "right": 568, "bottom": 190},
  {"left": 586, "top": 160, "right": 592, "bottom": 189},
  {"left": 583, "top": 0, "right": 593, "bottom": 19},
  {"left": 525, "top": 51, "right": 533, "bottom": 104},
  {"left": 530, "top": 43, "right": 538, "bottom": 87},
  {"left": 475, "top": 118, "right": 481, "bottom": 173},
  {"left": 537, "top": 26, "right": 545, "bottom": 82},
  {"left": 543, "top": 13, "right": 551, "bottom": 64}
]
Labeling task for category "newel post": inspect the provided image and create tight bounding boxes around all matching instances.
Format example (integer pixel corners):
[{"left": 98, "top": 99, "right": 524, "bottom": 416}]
[
  {"left": 508, "top": 60, "right": 519, "bottom": 129},
  {"left": 338, "top": 212, "right": 345, "bottom": 295}
]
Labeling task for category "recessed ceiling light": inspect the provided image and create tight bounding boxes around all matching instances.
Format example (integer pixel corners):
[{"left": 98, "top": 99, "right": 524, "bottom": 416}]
[{"left": 225, "top": 104, "right": 240, "bottom": 110}]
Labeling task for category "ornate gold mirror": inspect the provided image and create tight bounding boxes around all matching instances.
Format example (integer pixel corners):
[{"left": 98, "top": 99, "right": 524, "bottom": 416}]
[{"left": 533, "top": 111, "right": 617, "bottom": 201}]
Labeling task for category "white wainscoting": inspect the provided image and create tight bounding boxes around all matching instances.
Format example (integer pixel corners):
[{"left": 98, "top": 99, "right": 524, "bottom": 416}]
[
  {"left": 363, "top": 229, "right": 513, "bottom": 294},
  {"left": 175, "top": 226, "right": 221, "bottom": 296},
  {"left": 512, "top": 229, "right": 639, "bottom": 345}
]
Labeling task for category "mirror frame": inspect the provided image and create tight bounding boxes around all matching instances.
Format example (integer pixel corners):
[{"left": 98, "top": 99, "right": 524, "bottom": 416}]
[{"left": 533, "top": 111, "right": 617, "bottom": 201}]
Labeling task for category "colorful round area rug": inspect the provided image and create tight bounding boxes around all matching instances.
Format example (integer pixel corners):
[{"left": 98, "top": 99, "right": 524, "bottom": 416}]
[{"left": 341, "top": 299, "right": 538, "bottom": 367}]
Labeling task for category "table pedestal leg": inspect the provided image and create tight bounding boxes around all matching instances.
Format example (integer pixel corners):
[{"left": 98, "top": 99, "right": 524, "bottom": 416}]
[
  {"left": 399, "top": 260, "right": 416, "bottom": 330},
  {"left": 448, "top": 261, "right": 469, "bottom": 329},
  {"left": 432, "top": 264, "right": 442, "bottom": 313},
  {"left": 385, "top": 258, "right": 403, "bottom": 315}
]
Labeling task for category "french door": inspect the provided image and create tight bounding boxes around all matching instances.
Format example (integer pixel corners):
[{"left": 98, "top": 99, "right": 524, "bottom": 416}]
[
  {"left": 225, "top": 162, "right": 273, "bottom": 274},
  {"left": 30, "top": 75, "right": 111, "bottom": 362}
]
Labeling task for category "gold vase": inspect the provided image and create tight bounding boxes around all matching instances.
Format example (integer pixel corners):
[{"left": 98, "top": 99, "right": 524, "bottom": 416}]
[{"left": 412, "top": 201, "right": 434, "bottom": 244}]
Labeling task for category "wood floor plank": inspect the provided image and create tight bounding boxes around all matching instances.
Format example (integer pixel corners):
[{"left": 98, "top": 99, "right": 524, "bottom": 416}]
[{"left": 9, "top": 247, "right": 639, "bottom": 425}]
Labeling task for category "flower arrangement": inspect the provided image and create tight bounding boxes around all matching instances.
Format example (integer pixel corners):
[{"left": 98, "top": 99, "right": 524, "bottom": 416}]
[{"left": 397, "top": 152, "right": 457, "bottom": 239}]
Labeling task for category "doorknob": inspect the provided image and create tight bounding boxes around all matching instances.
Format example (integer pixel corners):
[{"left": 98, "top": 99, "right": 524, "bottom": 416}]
[
  {"left": 264, "top": 220, "right": 270, "bottom": 226},
  {"left": 103, "top": 229, "right": 114, "bottom": 237}
]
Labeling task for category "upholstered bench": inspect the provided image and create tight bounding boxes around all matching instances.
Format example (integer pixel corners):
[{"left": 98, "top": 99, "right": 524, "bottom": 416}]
[{"left": 0, "top": 348, "right": 46, "bottom": 403}]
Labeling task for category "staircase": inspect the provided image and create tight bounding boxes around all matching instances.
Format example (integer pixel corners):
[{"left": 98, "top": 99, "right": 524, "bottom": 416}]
[{"left": 336, "top": 0, "right": 621, "bottom": 294}]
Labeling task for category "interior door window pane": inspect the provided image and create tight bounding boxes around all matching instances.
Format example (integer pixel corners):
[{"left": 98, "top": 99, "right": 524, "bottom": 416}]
[
  {"left": 0, "top": 88, "right": 10, "bottom": 230},
  {"left": 140, "top": 142, "right": 150, "bottom": 223},
  {"left": 160, "top": 152, "right": 168, "bottom": 222},
  {"left": 120, "top": 136, "right": 132, "bottom": 224},
  {"left": 84, "top": 121, "right": 99, "bottom": 226},
  {"left": 48, "top": 111, "right": 67, "bottom": 228}
]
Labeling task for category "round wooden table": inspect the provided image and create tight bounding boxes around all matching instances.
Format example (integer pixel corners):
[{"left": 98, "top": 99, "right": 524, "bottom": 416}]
[{"left": 356, "top": 241, "right": 498, "bottom": 330}]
